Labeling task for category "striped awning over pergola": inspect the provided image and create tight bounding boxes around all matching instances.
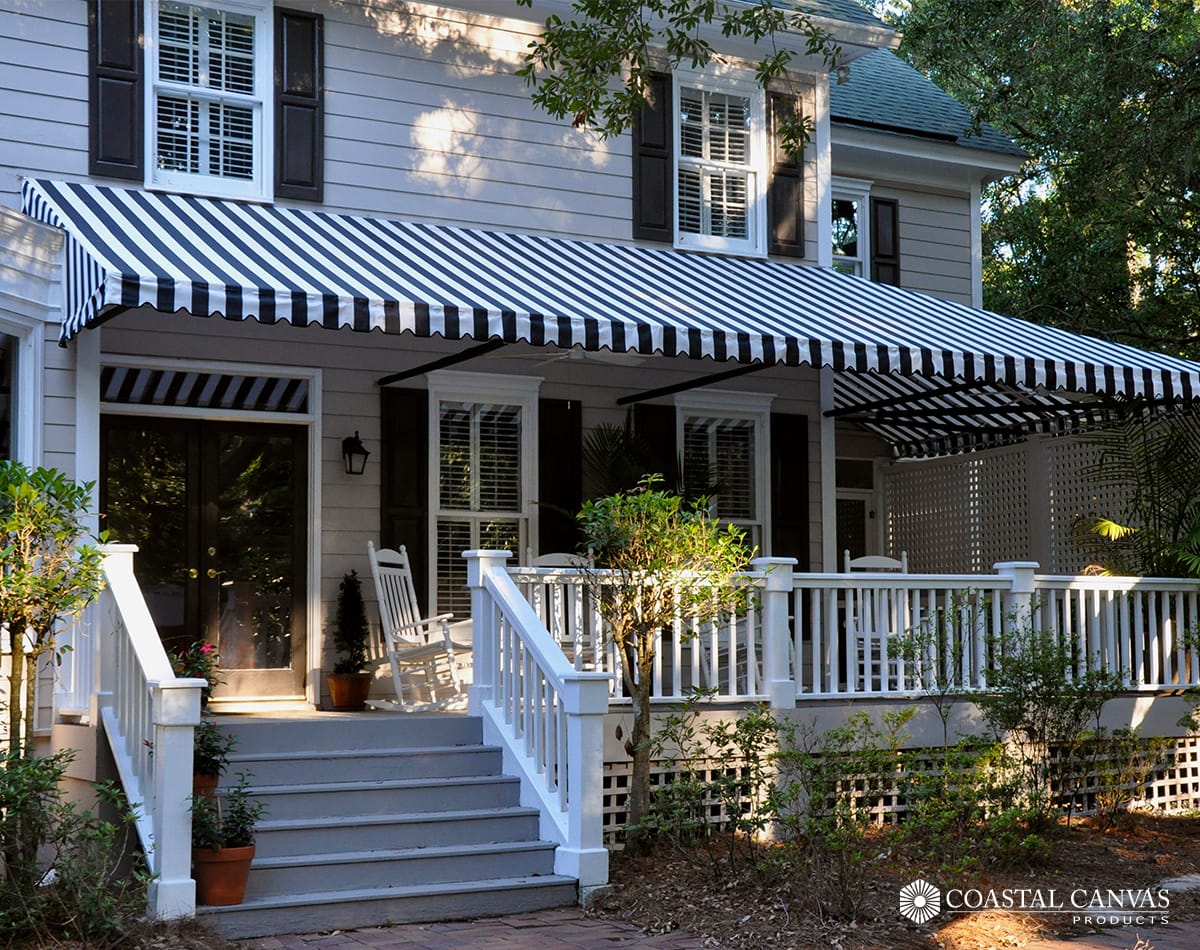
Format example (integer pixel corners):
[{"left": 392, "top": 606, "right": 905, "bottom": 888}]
[{"left": 22, "top": 178, "right": 1200, "bottom": 449}]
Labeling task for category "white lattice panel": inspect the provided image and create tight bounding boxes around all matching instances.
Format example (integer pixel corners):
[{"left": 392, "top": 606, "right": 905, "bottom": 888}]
[
  {"left": 600, "top": 735, "right": 1200, "bottom": 841},
  {"left": 884, "top": 458, "right": 974, "bottom": 572},
  {"left": 1046, "top": 437, "right": 1130, "bottom": 573},
  {"left": 975, "top": 447, "right": 1032, "bottom": 569},
  {"left": 884, "top": 444, "right": 1030, "bottom": 572}
]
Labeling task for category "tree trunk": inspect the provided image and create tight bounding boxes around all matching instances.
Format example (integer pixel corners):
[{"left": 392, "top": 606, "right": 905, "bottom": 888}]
[
  {"left": 22, "top": 646, "right": 37, "bottom": 757},
  {"left": 622, "top": 635, "right": 656, "bottom": 856},
  {"left": 7, "top": 624, "right": 25, "bottom": 757}
]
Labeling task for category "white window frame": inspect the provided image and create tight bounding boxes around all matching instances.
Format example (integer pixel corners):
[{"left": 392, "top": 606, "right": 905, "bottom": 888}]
[
  {"left": 831, "top": 176, "right": 872, "bottom": 277},
  {"left": 145, "top": 0, "right": 273, "bottom": 202},
  {"left": 675, "top": 390, "right": 773, "bottom": 552},
  {"left": 673, "top": 65, "right": 768, "bottom": 258},
  {"left": 0, "top": 312, "right": 44, "bottom": 467},
  {"left": 426, "top": 371, "right": 540, "bottom": 613}
]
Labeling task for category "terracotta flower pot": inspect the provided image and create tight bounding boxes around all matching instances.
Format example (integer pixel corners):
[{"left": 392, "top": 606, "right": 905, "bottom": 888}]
[
  {"left": 192, "top": 773, "right": 219, "bottom": 802},
  {"left": 193, "top": 844, "right": 255, "bottom": 906},
  {"left": 326, "top": 672, "right": 372, "bottom": 711}
]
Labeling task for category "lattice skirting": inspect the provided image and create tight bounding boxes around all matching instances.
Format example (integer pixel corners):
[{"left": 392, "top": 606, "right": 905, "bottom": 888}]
[{"left": 601, "top": 736, "right": 1200, "bottom": 847}]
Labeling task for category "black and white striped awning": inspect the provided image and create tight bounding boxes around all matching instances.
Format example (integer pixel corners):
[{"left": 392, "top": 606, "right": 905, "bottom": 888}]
[
  {"left": 100, "top": 365, "right": 309, "bottom": 413},
  {"left": 23, "top": 179, "right": 1200, "bottom": 414}
]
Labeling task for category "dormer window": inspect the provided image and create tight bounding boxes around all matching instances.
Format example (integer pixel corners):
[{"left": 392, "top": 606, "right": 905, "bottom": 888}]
[
  {"left": 674, "top": 70, "right": 767, "bottom": 256},
  {"left": 148, "top": 0, "right": 272, "bottom": 201}
]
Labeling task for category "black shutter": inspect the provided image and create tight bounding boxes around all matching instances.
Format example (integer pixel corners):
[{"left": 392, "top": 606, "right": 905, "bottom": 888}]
[
  {"left": 88, "top": 0, "right": 143, "bottom": 180},
  {"left": 381, "top": 388, "right": 428, "bottom": 600},
  {"left": 870, "top": 197, "right": 901, "bottom": 286},
  {"left": 770, "top": 413, "right": 809, "bottom": 565},
  {"left": 767, "top": 94, "right": 804, "bottom": 258},
  {"left": 275, "top": 8, "right": 324, "bottom": 202},
  {"left": 537, "top": 398, "right": 583, "bottom": 554},
  {"left": 633, "top": 403, "right": 678, "bottom": 491},
  {"left": 632, "top": 73, "right": 673, "bottom": 243}
]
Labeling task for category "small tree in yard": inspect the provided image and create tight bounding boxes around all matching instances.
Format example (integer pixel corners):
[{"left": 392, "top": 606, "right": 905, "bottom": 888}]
[
  {"left": 0, "top": 463, "right": 106, "bottom": 757},
  {"left": 578, "top": 476, "right": 753, "bottom": 853}
]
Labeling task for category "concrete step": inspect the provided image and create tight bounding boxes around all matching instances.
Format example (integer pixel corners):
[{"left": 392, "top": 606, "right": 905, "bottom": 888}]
[
  {"left": 241, "top": 773, "right": 522, "bottom": 820},
  {"left": 201, "top": 875, "right": 579, "bottom": 940},
  {"left": 252, "top": 806, "right": 544, "bottom": 858},
  {"left": 245, "top": 840, "right": 558, "bottom": 898},
  {"left": 226, "top": 744, "right": 503, "bottom": 785},
  {"left": 210, "top": 713, "right": 481, "bottom": 755}
]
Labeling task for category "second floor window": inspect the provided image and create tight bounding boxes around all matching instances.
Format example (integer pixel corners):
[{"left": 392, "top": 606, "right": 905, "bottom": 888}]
[
  {"left": 148, "top": 0, "right": 272, "bottom": 200},
  {"left": 674, "top": 68, "right": 768, "bottom": 257},
  {"left": 831, "top": 178, "right": 870, "bottom": 277}
]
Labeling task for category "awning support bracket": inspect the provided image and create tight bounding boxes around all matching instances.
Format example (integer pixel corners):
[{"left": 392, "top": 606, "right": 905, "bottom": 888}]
[{"left": 377, "top": 339, "right": 507, "bottom": 386}]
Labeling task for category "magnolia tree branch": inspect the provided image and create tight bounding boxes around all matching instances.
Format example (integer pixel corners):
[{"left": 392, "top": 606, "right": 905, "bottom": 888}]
[{"left": 515, "top": 0, "right": 842, "bottom": 157}]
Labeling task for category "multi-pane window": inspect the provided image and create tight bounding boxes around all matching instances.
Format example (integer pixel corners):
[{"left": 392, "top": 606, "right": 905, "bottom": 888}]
[
  {"left": 681, "top": 413, "right": 763, "bottom": 548},
  {"left": 674, "top": 69, "right": 766, "bottom": 256},
  {"left": 831, "top": 178, "right": 871, "bottom": 276},
  {"left": 435, "top": 401, "right": 524, "bottom": 615},
  {"left": 150, "top": 0, "right": 270, "bottom": 200}
]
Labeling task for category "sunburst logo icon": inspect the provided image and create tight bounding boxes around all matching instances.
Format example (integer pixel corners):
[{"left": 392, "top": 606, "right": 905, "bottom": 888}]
[{"left": 899, "top": 879, "right": 942, "bottom": 923}]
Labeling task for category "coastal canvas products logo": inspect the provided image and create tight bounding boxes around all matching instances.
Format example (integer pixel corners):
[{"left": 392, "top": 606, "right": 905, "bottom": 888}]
[
  {"left": 897, "top": 881, "right": 1170, "bottom": 926},
  {"left": 898, "top": 879, "right": 942, "bottom": 923}
]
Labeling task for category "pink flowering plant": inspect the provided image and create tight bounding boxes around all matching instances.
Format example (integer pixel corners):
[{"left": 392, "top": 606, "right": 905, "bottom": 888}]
[{"left": 169, "top": 640, "right": 222, "bottom": 699}]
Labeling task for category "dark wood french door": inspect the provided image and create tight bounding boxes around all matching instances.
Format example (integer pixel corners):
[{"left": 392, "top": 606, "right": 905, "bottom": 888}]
[{"left": 100, "top": 416, "right": 308, "bottom": 699}]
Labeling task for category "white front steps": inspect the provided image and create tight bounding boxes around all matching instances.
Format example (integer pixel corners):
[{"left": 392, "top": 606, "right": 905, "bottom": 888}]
[{"left": 199, "top": 714, "right": 577, "bottom": 939}]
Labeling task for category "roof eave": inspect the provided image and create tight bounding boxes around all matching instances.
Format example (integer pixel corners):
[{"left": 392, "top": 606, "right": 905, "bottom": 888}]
[{"left": 832, "top": 123, "right": 1026, "bottom": 182}]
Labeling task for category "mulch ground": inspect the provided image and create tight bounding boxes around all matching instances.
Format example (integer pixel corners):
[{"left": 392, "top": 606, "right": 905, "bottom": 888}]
[{"left": 586, "top": 813, "right": 1200, "bottom": 949}]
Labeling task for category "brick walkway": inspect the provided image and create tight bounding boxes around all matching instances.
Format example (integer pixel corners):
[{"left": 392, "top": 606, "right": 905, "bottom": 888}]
[
  {"left": 239, "top": 908, "right": 1200, "bottom": 950},
  {"left": 238, "top": 908, "right": 706, "bottom": 949}
]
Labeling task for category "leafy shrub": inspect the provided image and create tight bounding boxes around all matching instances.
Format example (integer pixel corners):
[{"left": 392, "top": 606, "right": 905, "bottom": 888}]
[{"left": 0, "top": 749, "right": 148, "bottom": 944}]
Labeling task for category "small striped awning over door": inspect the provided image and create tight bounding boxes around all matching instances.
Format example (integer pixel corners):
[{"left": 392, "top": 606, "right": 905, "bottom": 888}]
[{"left": 22, "top": 178, "right": 1200, "bottom": 404}]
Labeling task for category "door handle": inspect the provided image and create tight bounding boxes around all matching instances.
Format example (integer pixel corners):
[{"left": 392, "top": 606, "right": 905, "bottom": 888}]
[
  {"left": 207, "top": 568, "right": 223, "bottom": 579},
  {"left": 188, "top": 568, "right": 199, "bottom": 579}
]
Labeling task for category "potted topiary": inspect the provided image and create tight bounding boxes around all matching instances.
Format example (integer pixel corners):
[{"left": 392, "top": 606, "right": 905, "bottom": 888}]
[
  {"left": 191, "top": 772, "right": 266, "bottom": 906},
  {"left": 192, "top": 718, "right": 236, "bottom": 801},
  {"left": 326, "top": 569, "right": 373, "bottom": 710}
]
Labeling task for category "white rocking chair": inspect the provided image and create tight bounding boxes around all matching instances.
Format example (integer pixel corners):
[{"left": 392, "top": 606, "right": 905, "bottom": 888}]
[{"left": 366, "top": 541, "right": 472, "bottom": 711}]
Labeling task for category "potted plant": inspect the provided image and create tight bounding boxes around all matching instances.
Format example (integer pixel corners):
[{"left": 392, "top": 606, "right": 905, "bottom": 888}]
[
  {"left": 169, "top": 639, "right": 223, "bottom": 707},
  {"left": 191, "top": 772, "right": 265, "bottom": 906},
  {"left": 326, "top": 569, "right": 373, "bottom": 710},
  {"left": 192, "top": 718, "right": 236, "bottom": 801}
]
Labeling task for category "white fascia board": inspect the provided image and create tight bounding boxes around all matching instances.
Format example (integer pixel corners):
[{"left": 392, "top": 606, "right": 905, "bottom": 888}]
[
  {"left": 448, "top": 0, "right": 898, "bottom": 64},
  {"left": 831, "top": 125, "right": 1025, "bottom": 188}
]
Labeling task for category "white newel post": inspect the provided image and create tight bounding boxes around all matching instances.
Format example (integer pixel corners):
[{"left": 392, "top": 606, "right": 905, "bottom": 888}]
[
  {"left": 557, "top": 671, "right": 611, "bottom": 898},
  {"left": 97, "top": 545, "right": 140, "bottom": 708},
  {"left": 149, "top": 679, "right": 202, "bottom": 918},
  {"left": 464, "top": 550, "right": 510, "bottom": 714},
  {"left": 752, "top": 557, "right": 797, "bottom": 709},
  {"left": 994, "top": 561, "right": 1039, "bottom": 647}
]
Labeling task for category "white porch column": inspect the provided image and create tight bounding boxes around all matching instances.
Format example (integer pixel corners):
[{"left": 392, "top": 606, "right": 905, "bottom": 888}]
[
  {"left": 556, "top": 671, "right": 611, "bottom": 899},
  {"left": 994, "top": 561, "right": 1039, "bottom": 643},
  {"left": 148, "top": 679, "right": 202, "bottom": 919},
  {"left": 820, "top": 367, "right": 838, "bottom": 571},
  {"left": 464, "top": 549, "right": 510, "bottom": 713},
  {"left": 751, "top": 557, "right": 797, "bottom": 708}
]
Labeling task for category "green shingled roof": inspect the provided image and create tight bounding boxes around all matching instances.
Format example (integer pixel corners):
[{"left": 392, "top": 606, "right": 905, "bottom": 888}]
[
  {"left": 830, "top": 49, "right": 1027, "bottom": 158},
  {"left": 793, "top": 0, "right": 888, "bottom": 29}
]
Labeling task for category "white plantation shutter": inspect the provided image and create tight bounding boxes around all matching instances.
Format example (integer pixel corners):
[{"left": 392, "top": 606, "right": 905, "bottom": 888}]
[
  {"left": 151, "top": 1, "right": 266, "bottom": 195},
  {"left": 684, "top": 415, "right": 757, "bottom": 527},
  {"left": 435, "top": 399, "right": 524, "bottom": 613},
  {"left": 677, "top": 85, "right": 754, "bottom": 242},
  {"left": 477, "top": 406, "right": 521, "bottom": 512}
]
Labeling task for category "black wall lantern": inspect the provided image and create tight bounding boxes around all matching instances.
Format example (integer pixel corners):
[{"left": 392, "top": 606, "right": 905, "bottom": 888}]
[{"left": 342, "top": 431, "right": 370, "bottom": 475}]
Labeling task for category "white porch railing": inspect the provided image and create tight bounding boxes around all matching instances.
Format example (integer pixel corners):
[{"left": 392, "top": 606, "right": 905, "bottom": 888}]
[
  {"left": 507, "top": 558, "right": 1200, "bottom": 702},
  {"left": 1033, "top": 575, "right": 1200, "bottom": 689},
  {"left": 96, "top": 545, "right": 204, "bottom": 919},
  {"left": 465, "top": 550, "right": 613, "bottom": 898},
  {"left": 507, "top": 557, "right": 792, "bottom": 705}
]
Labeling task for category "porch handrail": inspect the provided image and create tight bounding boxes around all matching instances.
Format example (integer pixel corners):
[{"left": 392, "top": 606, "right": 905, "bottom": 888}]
[
  {"left": 96, "top": 545, "right": 204, "bottom": 919},
  {"left": 464, "top": 550, "right": 612, "bottom": 899}
]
